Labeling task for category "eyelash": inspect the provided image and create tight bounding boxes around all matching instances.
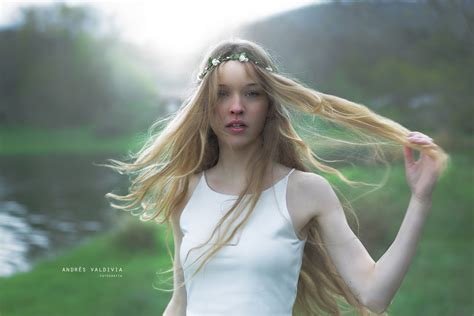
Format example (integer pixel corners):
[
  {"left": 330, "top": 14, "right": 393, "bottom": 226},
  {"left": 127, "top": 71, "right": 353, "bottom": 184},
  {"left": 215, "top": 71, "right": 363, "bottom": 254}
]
[{"left": 218, "top": 91, "right": 261, "bottom": 98}]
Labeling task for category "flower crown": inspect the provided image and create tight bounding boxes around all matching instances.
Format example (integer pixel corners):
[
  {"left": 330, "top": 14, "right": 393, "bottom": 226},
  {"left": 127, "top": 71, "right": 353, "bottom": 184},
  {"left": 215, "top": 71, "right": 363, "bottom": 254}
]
[{"left": 197, "top": 51, "right": 274, "bottom": 81}]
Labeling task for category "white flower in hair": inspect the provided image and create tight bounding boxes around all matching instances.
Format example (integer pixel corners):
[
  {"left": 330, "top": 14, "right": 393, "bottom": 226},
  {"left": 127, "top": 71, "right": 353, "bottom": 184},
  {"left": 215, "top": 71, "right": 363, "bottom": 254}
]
[
  {"left": 197, "top": 52, "right": 274, "bottom": 82},
  {"left": 239, "top": 53, "right": 249, "bottom": 62}
]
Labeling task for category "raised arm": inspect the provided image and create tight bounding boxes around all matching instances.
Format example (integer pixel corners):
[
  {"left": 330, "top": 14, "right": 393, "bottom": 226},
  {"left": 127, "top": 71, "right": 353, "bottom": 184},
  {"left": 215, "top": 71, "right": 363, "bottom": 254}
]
[{"left": 304, "top": 132, "right": 440, "bottom": 314}]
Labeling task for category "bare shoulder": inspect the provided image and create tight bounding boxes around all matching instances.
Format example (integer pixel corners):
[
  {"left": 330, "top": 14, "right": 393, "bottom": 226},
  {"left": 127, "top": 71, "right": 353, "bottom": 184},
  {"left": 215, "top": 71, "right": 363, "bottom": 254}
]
[{"left": 288, "top": 170, "right": 336, "bottom": 219}]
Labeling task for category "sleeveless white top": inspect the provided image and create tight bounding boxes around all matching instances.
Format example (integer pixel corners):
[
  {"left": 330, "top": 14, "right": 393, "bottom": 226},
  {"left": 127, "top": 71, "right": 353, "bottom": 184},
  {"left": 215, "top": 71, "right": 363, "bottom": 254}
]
[{"left": 179, "top": 168, "right": 307, "bottom": 316}]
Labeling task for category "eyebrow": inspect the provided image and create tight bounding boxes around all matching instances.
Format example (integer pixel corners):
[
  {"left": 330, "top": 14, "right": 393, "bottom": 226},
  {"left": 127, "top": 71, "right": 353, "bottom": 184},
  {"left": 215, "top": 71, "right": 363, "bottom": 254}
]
[{"left": 218, "top": 83, "right": 259, "bottom": 88}]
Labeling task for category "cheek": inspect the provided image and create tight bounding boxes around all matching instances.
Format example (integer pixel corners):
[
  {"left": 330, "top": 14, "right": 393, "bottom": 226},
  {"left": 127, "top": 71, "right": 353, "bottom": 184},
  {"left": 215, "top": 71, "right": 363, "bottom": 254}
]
[
  {"left": 212, "top": 107, "right": 225, "bottom": 123},
  {"left": 208, "top": 115, "right": 219, "bottom": 135},
  {"left": 256, "top": 105, "right": 269, "bottom": 122}
]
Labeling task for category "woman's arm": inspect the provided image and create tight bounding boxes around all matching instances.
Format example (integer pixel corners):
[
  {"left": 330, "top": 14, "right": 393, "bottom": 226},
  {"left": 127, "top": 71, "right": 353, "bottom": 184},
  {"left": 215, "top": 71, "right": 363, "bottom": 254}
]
[
  {"left": 364, "top": 195, "right": 432, "bottom": 313},
  {"left": 303, "top": 132, "right": 440, "bottom": 313}
]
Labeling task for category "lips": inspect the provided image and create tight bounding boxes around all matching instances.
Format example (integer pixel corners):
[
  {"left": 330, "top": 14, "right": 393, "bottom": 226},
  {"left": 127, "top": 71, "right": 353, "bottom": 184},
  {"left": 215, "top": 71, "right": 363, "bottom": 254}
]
[
  {"left": 225, "top": 119, "right": 247, "bottom": 128},
  {"left": 226, "top": 124, "right": 247, "bottom": 128},
  {"left": 226, "top": 126, "right": 246, "bottom": 133}
]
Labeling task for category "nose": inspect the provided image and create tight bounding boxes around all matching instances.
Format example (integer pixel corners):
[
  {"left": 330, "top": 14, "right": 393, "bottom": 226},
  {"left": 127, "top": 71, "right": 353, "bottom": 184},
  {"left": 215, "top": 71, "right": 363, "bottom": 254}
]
[{"left": 229, "top": 94, "right": 244, "bottom": 114}]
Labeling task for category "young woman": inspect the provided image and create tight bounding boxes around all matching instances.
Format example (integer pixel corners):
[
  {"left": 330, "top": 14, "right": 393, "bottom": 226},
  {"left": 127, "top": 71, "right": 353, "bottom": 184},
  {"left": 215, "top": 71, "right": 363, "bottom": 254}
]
[{"left": 105, "top": 39, "right": 449, "bottom": 316}]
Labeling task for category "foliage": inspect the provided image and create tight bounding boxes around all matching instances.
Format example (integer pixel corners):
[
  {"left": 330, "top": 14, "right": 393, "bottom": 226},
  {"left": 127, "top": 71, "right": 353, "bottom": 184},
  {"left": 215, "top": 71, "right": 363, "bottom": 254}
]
[
  {"left": 0, "top": 3, "right": 161, "bottom": 135},
  {"left": 240, "top": 1, "right": 473, "bottom": 142}
]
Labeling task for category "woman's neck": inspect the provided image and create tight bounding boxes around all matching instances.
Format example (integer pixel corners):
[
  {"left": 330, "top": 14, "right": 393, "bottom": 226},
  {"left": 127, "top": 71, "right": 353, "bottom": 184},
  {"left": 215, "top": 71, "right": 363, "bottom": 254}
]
[{"left": 214, "top": 142, "right": 265, "bottom": 179}]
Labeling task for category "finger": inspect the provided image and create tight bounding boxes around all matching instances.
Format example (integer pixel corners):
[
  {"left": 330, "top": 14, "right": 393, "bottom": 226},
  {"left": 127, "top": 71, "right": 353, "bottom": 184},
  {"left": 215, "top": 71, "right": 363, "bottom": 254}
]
[
  {"left": 408, "top": 135, "right": 434, "bottom": 144},
  {"left": 419, "top": 150, "right": 425, "bottom": 163},
  {"left": 408, "top": 138, "right": 432, "bottom": 144},
  {"left": 403, "top": 145, "right": 415, "bottom": 167},
  {"left": 420, "top": 150, "right": 436, "bottom": 165},
  {"left": 408, "top": 131, "right": 433, "bottom": 141}
]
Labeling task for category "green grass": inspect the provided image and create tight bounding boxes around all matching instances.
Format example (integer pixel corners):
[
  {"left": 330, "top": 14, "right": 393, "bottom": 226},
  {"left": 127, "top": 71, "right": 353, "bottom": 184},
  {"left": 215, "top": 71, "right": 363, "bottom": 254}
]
[
  {"left": 334, "top": 153, "right": 473, "bottom": 315},
  {"left": 0, "top": 149, "right": 471, "bottom": 315},
  {"left": 386, "top": 154, "right": 473, "bottom": 315},
  {"left": 0, "top": 219, "right": 175, "bottom": 316},
  {"left": 0, "top": 125, "right": 146, "bottom": 155}
]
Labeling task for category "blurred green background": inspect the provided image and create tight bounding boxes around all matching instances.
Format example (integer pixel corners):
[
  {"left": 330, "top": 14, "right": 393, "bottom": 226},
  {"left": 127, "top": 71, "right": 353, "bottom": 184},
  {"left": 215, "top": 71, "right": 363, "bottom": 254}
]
[{"left": 0, "top": 1, "right": 472, "bottom": 315}]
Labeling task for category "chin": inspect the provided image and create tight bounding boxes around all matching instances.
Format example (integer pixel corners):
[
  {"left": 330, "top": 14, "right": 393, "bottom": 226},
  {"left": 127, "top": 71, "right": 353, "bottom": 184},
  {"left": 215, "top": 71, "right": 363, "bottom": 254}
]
[{"left": 221, "top": 136, "right": 262, "bottom": 149}]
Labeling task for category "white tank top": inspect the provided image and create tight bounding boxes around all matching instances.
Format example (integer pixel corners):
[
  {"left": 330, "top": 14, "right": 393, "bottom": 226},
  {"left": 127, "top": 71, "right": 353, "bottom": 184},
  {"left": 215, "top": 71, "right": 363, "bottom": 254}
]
[{"left": 179, "top": 168, "right": 307, "bottom": 316}]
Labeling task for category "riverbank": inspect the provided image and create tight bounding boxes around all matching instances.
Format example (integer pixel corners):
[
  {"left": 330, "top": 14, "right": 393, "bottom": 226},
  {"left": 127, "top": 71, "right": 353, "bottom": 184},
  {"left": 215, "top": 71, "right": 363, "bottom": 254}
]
[{"left": 0, "top": 216, "right": 174, "bottom": 316}]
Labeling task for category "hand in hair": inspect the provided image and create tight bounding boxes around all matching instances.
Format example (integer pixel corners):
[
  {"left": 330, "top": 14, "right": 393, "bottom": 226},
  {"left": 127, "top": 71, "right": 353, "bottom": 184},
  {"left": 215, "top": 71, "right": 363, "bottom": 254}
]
[{"left": 403, "top": 131, "right": 441, "bottom": 203}]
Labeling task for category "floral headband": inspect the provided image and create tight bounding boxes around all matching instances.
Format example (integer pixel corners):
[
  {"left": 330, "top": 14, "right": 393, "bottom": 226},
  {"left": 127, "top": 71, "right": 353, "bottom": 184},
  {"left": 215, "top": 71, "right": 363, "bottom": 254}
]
[{"left": 197, "top": 51, "right": 274, "bottom": 81}]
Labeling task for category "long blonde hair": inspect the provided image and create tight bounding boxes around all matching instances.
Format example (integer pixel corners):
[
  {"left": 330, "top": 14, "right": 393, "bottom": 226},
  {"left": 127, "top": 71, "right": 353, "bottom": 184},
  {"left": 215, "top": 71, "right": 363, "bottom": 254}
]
[{"left": 103, "top": 38, "right": 449, "bottom": 316}]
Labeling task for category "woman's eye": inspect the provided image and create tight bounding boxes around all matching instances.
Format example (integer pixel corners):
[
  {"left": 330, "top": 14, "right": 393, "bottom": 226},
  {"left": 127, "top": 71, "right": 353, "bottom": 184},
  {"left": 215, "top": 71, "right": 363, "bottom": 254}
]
[
  {"left": 217, "top": 90, "right": 260, "bottom": 99},
  {"left": 246, "top": 91, "right": 260, "bottom": 97},
  {"left": 218, "top": 91, "right": 229, "bottom": 97}
]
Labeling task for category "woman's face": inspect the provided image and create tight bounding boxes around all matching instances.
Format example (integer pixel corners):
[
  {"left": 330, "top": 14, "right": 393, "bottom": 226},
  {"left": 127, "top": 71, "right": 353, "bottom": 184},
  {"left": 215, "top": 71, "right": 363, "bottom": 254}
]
[{"left": 211, "top": 60, "right": 269, "bottom": 149}]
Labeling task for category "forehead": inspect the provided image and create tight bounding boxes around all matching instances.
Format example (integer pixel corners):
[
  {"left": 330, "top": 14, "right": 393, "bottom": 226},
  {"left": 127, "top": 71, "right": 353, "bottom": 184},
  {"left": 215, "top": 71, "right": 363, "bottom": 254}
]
[{"left": 216, "top": 61, "right": 259, "bottom": 86}]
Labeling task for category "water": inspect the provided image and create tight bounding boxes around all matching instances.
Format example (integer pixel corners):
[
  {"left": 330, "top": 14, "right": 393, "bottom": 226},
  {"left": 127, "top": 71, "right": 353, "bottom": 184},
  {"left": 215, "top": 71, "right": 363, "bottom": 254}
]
[{"left": 0, "top": 153, "right": 127, "bottom": 277}]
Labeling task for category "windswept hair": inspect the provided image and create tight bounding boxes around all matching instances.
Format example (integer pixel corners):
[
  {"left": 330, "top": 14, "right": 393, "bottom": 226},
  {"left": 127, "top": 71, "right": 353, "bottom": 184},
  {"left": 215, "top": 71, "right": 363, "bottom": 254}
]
[{"left": 102, "top": 38, "right": 449, "bottom": 316}]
